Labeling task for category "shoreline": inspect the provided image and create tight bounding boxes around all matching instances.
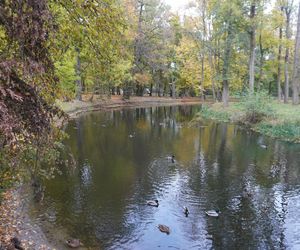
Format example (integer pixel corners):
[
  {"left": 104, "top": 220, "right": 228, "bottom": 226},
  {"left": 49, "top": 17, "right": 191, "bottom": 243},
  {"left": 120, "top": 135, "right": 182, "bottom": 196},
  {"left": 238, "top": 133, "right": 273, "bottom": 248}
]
[
  {"left": 0, "top": 186, "right": 54, "bottom": 250},
  {"left": 58, "top": 96, "right": 208, "bottom": 119}
]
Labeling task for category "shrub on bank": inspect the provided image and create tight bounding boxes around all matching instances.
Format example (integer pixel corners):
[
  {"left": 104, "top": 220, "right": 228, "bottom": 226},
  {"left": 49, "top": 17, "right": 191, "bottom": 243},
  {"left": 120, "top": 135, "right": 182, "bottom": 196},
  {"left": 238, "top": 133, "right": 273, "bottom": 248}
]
[
  {"left": 239, "top": 91, "right": 274, "bottom": 124},
  {"left": 197, "top": 91, "right": 300, "bottom": 142}
]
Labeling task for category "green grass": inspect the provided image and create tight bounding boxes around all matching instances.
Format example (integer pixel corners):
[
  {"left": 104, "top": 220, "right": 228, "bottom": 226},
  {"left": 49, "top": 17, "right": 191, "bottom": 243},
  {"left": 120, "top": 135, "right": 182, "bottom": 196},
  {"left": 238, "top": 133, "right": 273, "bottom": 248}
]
[
  {"left": 198, "top": 104, "right": 231, "bottom": 122},
  {"left": 198, "top": 98, "right": 300, "bottom": 143}
]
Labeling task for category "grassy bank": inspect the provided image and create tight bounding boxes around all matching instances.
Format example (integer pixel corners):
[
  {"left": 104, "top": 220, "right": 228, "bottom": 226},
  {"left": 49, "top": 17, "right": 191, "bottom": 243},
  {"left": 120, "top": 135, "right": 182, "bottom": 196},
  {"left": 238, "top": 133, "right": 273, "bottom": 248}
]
[{"left": 197, "top": 95, "right": 300, "bottom": 143}]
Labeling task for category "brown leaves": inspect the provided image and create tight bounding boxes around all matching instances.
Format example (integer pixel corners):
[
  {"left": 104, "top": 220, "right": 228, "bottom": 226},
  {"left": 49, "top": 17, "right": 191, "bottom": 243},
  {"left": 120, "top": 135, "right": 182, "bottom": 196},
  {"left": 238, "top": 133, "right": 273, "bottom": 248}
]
[
  {"left": 2, "top": 0, "right": 54, "bottom": 69},
  {"left": 0, "top": 63, "right": 57, "bottom": 147},
  {"left": 0, "top": 189, "right": 54, "bottom": 250},
  {"left": 0, "top": 0, "right": 61, "bottom": 148}
]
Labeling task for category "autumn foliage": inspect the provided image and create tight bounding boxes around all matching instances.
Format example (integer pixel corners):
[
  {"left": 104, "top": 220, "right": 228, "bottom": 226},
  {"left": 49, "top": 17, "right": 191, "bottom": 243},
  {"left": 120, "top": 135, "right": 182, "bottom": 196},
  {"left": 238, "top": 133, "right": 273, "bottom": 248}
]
[{"left": 0, "top": 0, "right": 59, "bottom": 147}]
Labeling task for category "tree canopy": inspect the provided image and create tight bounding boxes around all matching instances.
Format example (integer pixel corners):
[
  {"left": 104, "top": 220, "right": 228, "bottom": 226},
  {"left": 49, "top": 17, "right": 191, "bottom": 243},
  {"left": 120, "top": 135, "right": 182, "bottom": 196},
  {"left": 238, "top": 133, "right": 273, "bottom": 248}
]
[{"left": 1, "top": 0, "right": 300, "bottom": 164}]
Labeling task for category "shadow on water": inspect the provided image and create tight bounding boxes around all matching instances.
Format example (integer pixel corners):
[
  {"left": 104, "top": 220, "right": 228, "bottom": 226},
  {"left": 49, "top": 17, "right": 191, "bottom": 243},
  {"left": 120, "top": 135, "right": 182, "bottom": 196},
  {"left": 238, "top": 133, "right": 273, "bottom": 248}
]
[{"left": 30, "top": 105, "right": 300, "bottom": 249}]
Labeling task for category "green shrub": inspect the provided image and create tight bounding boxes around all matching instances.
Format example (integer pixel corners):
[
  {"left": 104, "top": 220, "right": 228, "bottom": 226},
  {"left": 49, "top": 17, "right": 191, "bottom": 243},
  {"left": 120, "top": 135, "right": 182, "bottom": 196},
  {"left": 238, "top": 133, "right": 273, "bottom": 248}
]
[{"left": 240, "top": 91, "right": 274, "bottom": 123}]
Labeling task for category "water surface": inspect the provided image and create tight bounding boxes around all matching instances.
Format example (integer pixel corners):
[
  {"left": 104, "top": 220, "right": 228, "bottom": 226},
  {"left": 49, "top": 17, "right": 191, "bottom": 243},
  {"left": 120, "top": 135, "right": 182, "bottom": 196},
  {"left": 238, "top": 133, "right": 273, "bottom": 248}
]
[{"left": 31, "top": 105, "right": 300, "bottom": 249}]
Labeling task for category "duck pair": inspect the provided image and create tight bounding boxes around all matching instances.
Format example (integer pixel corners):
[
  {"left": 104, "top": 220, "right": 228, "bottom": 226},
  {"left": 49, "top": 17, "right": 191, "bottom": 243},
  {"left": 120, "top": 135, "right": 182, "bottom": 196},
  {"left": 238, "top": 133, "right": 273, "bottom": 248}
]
[{"left": 147, "top": 200, "right": 189, "bottom": 216}]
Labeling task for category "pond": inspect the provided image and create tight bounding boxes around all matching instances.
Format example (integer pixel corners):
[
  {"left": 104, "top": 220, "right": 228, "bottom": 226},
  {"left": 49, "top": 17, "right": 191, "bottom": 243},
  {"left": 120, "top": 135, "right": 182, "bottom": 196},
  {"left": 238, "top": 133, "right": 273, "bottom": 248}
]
[{"left": 30, "top": 105, "right": 300, "bottom": 249}]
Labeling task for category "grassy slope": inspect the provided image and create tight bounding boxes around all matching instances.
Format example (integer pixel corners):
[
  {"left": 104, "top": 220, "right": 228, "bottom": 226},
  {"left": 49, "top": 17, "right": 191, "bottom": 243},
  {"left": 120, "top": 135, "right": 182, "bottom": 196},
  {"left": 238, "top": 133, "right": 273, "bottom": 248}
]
[{"left": 198, "top": 101, "right": 300, "bottom": 142}]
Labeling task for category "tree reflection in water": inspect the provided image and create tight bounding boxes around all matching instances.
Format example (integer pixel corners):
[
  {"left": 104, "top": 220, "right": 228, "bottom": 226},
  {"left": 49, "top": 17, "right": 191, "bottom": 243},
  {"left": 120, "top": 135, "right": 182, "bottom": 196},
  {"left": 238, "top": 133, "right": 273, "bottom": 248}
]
[{"left": 31, "top": 105, "right": 300, "bottom": 249}]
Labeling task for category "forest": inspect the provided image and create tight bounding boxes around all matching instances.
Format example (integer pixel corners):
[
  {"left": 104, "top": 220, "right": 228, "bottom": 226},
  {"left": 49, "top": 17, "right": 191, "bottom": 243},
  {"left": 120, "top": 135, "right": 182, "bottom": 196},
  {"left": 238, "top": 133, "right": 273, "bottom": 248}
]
[
  {"left": 1, "top": 0, "right": 300, "bottom": 249},
  {"left": 1, "top": 0, "right": 300, "bottom": 171}
]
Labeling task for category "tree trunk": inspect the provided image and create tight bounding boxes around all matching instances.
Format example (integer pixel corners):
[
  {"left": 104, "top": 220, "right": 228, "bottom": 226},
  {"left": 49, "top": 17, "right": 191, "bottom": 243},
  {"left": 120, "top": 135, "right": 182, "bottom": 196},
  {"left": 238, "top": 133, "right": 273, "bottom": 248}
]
[
  {"left": 171, "top": 74, "right": 176, "bottom": 98},
  {"left": 157, "top": 70, "right": 163, "bottom": 97},
  {"left": 208, "top": 49, "right": 216, "bottom": 101},
  {"left": 75, "top": 47, "right": 82, "bottom": 101},
  {"left": 277, "top": 15, "right": 283, "bottom": 101},
  {"left": 292, "top": 2, "right": 300, "bottom": 105},
  {"left": 222, "top": 24, "right": 233, "bottom": 107},
  {"left": 258, "top": 33, "right": 264, "bottom": 84},
  {"left": 150, "top": 82, "right": 153, "bottom": 96},
  {"left": 200, "top": 0, "right": 206, "bottom": 101},
  {"left": 133, "top": 1, "right": 144, "bottom": 71},
  {"left": 249, "top": 2, "right": 256, "bottom": 93},
  {"left": 208, "top": 21, "right": 216, "bottom": 101},
  {"left": 284, "top": 6, "right": 291, "bottom": 103},
  {"left": 200, "top": 55, "right": 204, "bottom": 100}
]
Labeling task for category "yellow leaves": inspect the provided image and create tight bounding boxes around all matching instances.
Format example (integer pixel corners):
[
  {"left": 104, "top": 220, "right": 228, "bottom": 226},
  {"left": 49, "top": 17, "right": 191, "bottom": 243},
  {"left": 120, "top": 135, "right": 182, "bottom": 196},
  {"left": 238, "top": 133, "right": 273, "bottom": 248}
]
[
  {"left": 134, "top": 72, "right": 151, "bottom": 86},
  {"left": 175, "top": 36, "right": 201, "bottom": 90},
  {"left": 0, "top": 26, "right": 7, "bottom": 52}
]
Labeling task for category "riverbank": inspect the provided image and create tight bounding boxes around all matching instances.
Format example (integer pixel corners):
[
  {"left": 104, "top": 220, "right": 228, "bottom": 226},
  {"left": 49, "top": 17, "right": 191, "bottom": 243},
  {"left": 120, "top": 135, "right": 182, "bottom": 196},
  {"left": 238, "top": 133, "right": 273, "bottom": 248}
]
[
  {"left": 197, "top": 100, "right": 300, "bottom": 143},
  {"left": 0, "top": 186, "right": 53, "bottom": 250},
  {"left": 57, "top": 95, "right": 207, "bottom": 119}
]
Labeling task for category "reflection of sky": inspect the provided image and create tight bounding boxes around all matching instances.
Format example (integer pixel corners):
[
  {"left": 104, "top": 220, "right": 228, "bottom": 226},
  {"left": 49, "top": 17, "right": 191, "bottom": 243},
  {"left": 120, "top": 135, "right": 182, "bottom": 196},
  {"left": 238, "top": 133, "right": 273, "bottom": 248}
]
[
  {"left": 279, "top": 189, "right": 300, "bottom": 248},
  {"left": 80, "top": 160, "right": 92, "bottom": 187}
]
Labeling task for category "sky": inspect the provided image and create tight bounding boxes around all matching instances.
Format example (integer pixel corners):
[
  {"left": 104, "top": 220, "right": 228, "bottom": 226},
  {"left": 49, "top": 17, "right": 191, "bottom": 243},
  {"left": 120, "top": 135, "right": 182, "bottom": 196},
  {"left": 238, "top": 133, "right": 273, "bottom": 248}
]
[
  {"left": 163, "top": 0, "right": 186, "bottom": 11},
  {"left": 163, "top": 0, "right": 300, "bottom": 13}
]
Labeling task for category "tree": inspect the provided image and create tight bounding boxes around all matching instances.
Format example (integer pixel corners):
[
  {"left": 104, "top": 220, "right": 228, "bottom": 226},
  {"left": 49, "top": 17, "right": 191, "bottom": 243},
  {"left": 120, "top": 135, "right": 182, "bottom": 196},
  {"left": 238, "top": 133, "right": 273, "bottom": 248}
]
[
  {"left": 277, "top": 6, "right": 284, "bottom": 101},
  {"left": 50, "top": 0, "right": 125, "bottom": 100},
  {"left": 213, "top": 0, "right": 243, "bottom": 107},
  {"left": 248, "top": 0, "right": 257, "bottom": 93},
  {"left": 292, "top": 2, "right": 300, "bottom": 104},
  {"left": 129, "top": 0, "right": 171, "bottom": 97},
  {"left": 283, "top": 0, "right": 293, "bottom": 103}
]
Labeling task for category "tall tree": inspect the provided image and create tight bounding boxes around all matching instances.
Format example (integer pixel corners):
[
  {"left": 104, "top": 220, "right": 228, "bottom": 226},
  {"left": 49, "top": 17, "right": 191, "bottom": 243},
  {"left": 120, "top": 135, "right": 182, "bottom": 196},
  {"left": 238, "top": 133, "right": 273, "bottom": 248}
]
[
  {"left": 131, "top": 0, "right": 170, "bottom": 96},
  {"left": 51, "top": 0, "right": 125, "bottom": 99},
  {"left": 283, "top": 0, "right": 293, "bottom": 103},
  {"left": 276, "top": 5, "right": 284, "bottom": 101},
  {"left": 249, "top": 0, "right": 257, "bottom": 93},
  {"left": 222, "top": 21, "right": 234, "bottom": 107},
  {"left": 292, "top": 2, "right": 300, "bottom": 104}
]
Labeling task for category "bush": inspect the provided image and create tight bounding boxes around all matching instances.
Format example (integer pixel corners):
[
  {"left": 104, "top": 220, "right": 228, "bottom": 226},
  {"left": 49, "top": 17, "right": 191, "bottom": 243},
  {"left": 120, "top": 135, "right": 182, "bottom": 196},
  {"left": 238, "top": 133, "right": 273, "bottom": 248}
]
[{"left": 240, "top": 91, "right": 274, "bottom": 124}]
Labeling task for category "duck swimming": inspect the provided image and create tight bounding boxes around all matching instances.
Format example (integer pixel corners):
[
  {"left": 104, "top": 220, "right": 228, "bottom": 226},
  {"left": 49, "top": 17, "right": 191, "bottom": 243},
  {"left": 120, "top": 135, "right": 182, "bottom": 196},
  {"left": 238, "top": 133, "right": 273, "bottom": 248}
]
[
  {"left": 260, "top": 144, "right": 267, "bottom": 149},
  {"left": 158, "top": 224, "right": 170, "bottom": 234},
  {"left": 167, "top": 155, "right": 175, "bottom": 163},
  {"left": 147, "top": 199, "right": 159, "bottom": 207},
  {"left": 129, "top": 132, "right": 136, "bottom": 138},
  {"left": 183, "top": 206, "right": 189, "bottom": 217},
  {"left": 205, "top": 209, "right": 220, "bottom": 217},
  {"left": 66, "top": 239, "right": 83, "bottom": 248},
  {"left": 242, "top": 188, "right": 252, "bottom": 198}
]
